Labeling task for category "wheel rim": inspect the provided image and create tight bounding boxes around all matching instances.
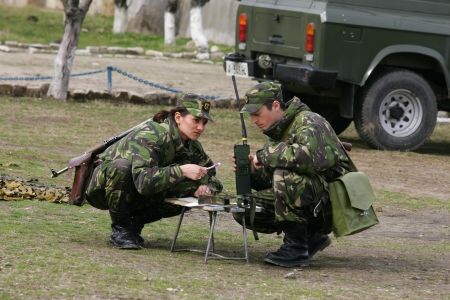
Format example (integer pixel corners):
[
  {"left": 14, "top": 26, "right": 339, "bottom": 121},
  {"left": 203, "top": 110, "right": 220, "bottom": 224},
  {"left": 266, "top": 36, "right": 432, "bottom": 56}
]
[{"left": 379, "top": 89, "right": 423, "bottom": 137}]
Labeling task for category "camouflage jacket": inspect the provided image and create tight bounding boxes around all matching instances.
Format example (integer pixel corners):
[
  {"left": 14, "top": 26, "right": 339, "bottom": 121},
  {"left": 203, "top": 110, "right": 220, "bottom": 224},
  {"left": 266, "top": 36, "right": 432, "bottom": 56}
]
[
  {"left": 100, "top": 118, "right": 222, "bottom": 196},
  {"left": 252, "top": 97, "right": 351, "bottom": 189}
]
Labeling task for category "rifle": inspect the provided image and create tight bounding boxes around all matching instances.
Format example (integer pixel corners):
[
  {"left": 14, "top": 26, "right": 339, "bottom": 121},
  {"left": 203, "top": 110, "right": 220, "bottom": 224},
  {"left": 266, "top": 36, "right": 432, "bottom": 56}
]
[{"left": 51, "top": 119, "right": 150, "bottom": 206}]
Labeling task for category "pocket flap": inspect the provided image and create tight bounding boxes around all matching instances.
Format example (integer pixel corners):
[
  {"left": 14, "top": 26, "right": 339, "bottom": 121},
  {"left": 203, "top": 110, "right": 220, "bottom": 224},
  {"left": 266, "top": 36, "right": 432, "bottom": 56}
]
[{"left": 338, "top": 172, "right": 375, "bottom": 211}]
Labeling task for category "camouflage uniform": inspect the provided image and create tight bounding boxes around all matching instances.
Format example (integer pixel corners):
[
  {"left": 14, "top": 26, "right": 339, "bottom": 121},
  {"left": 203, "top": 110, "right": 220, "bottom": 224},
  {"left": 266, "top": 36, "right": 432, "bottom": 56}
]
[
  {"left": 238, "top": 83, "right": 351, "bottom": 234},
  {"left": 85, "top": 95, "right": 222, "bottom": 248}
]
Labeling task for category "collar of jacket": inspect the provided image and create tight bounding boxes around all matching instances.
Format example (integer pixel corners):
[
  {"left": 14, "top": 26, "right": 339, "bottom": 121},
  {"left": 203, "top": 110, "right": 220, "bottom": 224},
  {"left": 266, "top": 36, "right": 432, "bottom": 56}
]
[
  {"left": 164, "top": 117, "right": 191, "bottom": 152},
  {"left": 262, "top": 97, "right": 311, "bottom": 140}
]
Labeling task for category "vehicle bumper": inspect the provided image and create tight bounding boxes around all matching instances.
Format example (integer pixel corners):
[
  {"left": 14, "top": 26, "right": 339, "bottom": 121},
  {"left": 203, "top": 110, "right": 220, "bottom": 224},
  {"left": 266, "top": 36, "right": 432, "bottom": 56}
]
[
  {"left": 274, "top": 64, "right": 337, "bottom": 89},
  {"left": 224, "top": 53, "right": 337, "bottom": 89}
]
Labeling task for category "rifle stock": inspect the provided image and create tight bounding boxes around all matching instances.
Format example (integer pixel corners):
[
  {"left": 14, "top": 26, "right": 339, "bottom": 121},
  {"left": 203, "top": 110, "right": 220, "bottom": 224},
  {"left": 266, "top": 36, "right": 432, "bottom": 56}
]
[
  {"left": 68, "top": 149, "right": 103, "bottom": 205},
  {"left": 69, "top": 162, "right": 94, "bottom": 206}
]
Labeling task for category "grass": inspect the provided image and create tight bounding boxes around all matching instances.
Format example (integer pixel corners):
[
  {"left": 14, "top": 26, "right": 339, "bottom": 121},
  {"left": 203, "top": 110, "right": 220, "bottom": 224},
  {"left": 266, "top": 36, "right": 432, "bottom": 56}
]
[
  {"left": 0, "top": 200, "right": 327, "bottom": 299},
  {"left": 2, "top": 201, "right": 447, "bottom": 299},
  {"left": 0, "top": 4, "right": 234, "bottom": 53},
  {"left": 1, "top": 97, "right": 450, "bottom": 299}
]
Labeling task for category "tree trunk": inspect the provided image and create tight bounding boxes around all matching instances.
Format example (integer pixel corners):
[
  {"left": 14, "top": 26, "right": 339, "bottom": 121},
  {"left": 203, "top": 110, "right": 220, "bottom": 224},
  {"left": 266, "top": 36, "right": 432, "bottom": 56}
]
[
  {"left": 164, "top": 0, "right": 178, "bottom": 45},
  {"left": 48, "top": 0, "right": 93, "bottom": 100},
  {"left": 190, "top": 5, "right": 208, "bottom": 51},
  {"left": 164, "top": 0, "right": 209, "bottom": 54},
  {"left": 113, "top": 0, "right": 128, "bottom": 33},
  {"left": 164, "top": 11, "right": 176, "bottom": 45}
]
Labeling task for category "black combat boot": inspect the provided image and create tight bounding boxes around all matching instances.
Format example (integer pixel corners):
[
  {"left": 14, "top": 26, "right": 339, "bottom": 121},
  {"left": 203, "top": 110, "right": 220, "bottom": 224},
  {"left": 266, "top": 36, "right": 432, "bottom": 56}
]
[
  {"left": 129, "top": 207, "right": 164, "bottom": 247},
  {"left": 109, "top": 210, "right": 142, "bottom": 250},
  {"left": 307, "top": 210, "right": 332, "bottom": 259},
  {"left": 264, "top": 223, "right": 309, "bottom": 267},
  {"left": 131, "top": 223, "right": 145, "bottom": 247},
  {"left": 308, "top": 231, "right": 331, "bottom": 259}
]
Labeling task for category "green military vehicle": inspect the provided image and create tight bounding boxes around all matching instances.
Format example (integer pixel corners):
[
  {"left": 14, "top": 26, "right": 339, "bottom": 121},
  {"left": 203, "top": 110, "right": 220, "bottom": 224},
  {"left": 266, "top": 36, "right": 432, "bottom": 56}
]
[{"left": 224, "top": 0, "right": 450, "bottom": 151}]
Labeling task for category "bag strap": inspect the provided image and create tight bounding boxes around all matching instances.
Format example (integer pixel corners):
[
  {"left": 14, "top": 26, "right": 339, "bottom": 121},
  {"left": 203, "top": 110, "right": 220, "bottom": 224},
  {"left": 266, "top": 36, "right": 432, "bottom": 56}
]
[{"left": 339, "top": 142, "right": 358, "bottom": 172}]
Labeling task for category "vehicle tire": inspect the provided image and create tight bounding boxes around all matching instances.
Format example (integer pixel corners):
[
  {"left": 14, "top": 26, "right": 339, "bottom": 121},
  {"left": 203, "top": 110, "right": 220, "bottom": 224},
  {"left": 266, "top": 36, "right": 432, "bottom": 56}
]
[{"left": 354, "top": 69, "right": 437, "bottom": 151}]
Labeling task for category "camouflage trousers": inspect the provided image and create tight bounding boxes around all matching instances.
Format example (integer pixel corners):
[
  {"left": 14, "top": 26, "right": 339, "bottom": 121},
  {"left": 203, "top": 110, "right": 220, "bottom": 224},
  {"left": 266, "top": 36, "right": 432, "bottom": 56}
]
[
  {"left": 234, "top": 169, "right": 331, "bottom": 234},
  {"left": 85, "top": 159, "right": 201, "bottom": 223}
]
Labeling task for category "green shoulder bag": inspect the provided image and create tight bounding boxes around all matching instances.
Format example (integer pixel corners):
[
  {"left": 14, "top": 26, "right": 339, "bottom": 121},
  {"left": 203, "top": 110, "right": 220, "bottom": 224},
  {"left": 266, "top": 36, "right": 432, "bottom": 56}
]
[{"left": 328, "top": 145, "right": 379, "bottom": 237}]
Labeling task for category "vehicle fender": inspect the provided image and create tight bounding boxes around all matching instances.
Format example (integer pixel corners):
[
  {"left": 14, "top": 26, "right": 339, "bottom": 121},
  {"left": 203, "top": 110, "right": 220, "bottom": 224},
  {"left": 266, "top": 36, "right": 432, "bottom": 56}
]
[{"left": 361, "top": 45, "right": 450, "bottom": 90}]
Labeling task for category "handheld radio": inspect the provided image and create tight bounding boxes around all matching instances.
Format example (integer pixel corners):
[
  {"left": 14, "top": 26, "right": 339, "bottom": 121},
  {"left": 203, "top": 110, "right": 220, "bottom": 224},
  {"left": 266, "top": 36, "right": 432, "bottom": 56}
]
[
  {"left": 231, "top": 75, "right": 252, "bottom": 195},
  {"left": 231, "top": 75, "right": 259, "bottom": 240}
]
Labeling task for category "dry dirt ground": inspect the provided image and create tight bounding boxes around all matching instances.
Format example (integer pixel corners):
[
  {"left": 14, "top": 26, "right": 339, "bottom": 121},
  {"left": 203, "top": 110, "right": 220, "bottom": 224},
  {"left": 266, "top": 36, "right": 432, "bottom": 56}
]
[{"left": 1, "top": 51, "right": 449, "bottom": 298}]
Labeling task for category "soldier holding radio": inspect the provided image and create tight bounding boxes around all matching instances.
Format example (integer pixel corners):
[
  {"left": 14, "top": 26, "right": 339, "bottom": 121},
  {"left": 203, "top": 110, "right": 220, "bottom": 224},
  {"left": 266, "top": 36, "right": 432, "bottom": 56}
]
[{"left": 233, "top": 82, "right": 351, "bottom": 267}]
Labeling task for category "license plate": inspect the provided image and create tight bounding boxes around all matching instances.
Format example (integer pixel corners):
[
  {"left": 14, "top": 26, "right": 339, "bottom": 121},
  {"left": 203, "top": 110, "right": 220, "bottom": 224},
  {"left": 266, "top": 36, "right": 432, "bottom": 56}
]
[{"left": 225, "top": 60, "right": 249, "bottom": 77}]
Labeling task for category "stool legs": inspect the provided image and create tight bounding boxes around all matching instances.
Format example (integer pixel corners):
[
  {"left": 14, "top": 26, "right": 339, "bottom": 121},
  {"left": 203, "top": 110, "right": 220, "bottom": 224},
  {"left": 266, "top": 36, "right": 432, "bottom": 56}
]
[
  {"left": 170, "top": 208, "right": 249, "bottom": 263},
  {"left": 242, "top": 212, "right": 249, "bottom": 262},
  {"left": 205, "top": 211, "right": 218, "bottom": 263},
  {"left": 170, "top": 207, "right": 187, "bottom": 252},
  {"left": 208, "top": 211, "right": 215, "bottom": 252}
]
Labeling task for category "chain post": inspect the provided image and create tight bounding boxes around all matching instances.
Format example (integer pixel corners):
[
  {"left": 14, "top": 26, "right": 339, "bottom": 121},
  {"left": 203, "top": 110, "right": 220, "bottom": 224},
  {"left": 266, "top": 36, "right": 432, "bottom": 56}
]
[{"left": 107, "top": 66, "right": 113, "bottom": 93}]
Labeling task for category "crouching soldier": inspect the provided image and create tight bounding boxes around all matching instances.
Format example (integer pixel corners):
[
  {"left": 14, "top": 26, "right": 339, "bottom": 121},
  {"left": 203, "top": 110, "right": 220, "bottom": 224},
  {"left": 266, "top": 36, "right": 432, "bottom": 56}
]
[
  {"left": 85, "top": 94, "right": 222, "bottom": 249},
  {"left": 233, "top": 82, "right": 351, "bottom": 267}
]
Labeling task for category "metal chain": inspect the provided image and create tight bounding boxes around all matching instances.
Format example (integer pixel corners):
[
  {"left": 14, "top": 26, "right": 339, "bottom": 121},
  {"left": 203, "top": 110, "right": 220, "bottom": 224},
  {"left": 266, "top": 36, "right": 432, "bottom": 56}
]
[
  {"left": 68, "top": 69, "right": 106, "bottom": 77},
  {"left": 0, "top": 69, "right": 105, "bottom": 81},
  {"left": 110, "top": 66, "right": 183, "bottom": 94},
  {"left": 0, "top": 66, "right": 226, "bottom": 100},
  {"left": 0, "top": 75, "right": 53, "bottom": 81},
  {"left": 110, "top": 66, "right": 225, "bottom": 100}
]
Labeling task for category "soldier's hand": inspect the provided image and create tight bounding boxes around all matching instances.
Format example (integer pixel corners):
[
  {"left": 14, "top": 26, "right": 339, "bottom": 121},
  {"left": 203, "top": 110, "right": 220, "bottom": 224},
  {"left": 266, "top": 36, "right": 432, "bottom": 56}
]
[
  {"left": 231, "top": 155, "right": 237, "bottom": 172},
  {"left": 180, "top": 164, "right": 207, "bottom": 181},
  {"left": 194, "top": 184, "right": 212, "bottom": 197},
  {"left": 250, "top": 154, "right": 263, "bottom": 171},
  {"left": 231, "top": 154, "right": 255, "bottom": 172}
]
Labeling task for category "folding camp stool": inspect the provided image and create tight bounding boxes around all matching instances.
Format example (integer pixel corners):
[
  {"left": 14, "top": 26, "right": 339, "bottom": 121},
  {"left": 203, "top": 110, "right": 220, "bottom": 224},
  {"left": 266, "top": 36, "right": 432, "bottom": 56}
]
[{"left": 165, "top": 197, "right": 259, "bottom": 263}]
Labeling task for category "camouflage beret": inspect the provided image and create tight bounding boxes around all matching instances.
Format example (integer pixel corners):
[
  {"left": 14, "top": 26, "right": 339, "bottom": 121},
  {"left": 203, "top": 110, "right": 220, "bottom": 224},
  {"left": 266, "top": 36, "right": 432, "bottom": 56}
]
[
  {"left": 240, "top": 81, "right": 282, "bottom": 114},
  {"left": 177, "top": 93, "right": 213, "bottom": 121}
]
